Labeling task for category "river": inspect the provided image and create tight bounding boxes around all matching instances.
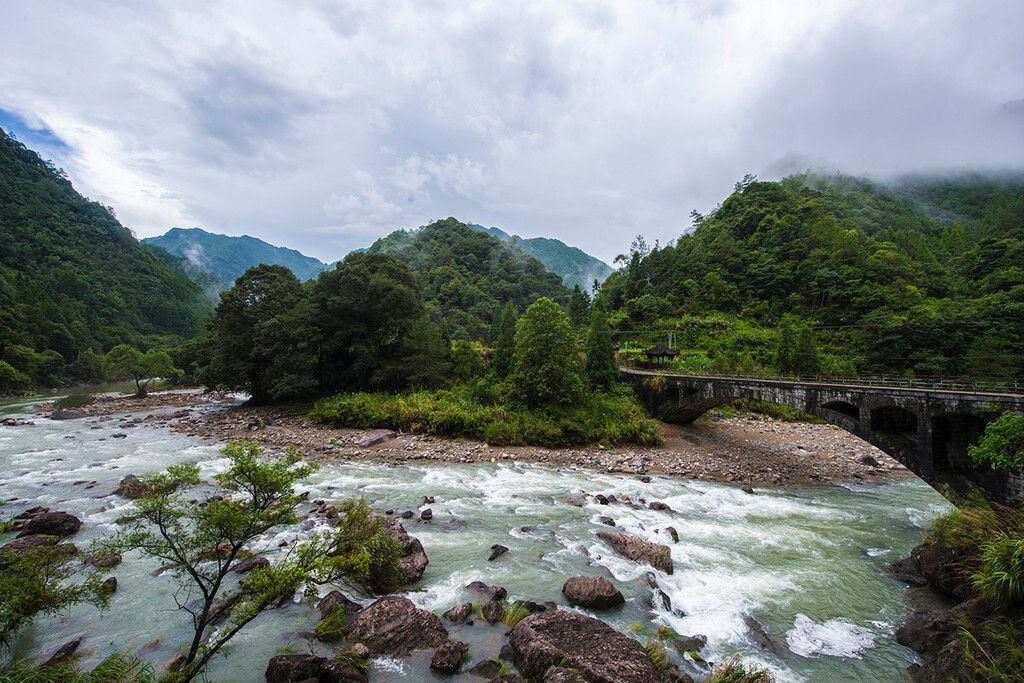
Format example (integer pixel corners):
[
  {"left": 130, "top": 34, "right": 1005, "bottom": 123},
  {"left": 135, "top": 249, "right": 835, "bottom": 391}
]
[{"left": 0, "top": 389, "right": 951, "bottom": 682}]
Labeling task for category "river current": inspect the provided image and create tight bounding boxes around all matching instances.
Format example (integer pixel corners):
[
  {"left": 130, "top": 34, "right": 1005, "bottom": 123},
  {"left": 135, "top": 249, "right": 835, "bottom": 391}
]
[{"left": 0, "top": 389, "right": 950, "bottom": 682}]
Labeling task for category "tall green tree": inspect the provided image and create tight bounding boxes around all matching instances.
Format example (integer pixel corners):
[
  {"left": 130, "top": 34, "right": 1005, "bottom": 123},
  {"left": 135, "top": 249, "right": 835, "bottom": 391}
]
[
  {"left": 508, "top": 297, "right": 583, "bottom": 408},
  {"left": 793, "top": 327, "right": 821, "bottom": 374},
  {"left": 491, "top": 302, "right": 518, "bottom": 380},
  {"left": 584, "top": 299, "right": 618, "bottom": 389},
  {"left": 206, "top": 264, "right": 305, "bottom": 404},
  {"left": 105, "top": 344, "right": 179, "bottom": 396},
  {"left": 568, "top": 284, "right": 591, "bottom": 328}
]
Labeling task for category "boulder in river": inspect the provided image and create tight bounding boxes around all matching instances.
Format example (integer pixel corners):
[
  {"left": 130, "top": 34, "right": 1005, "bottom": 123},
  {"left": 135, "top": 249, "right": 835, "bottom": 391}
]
[
  {"left": 430, "top": 640, "right": 468, "bottom": 674},
  {"left": 344, "top": 595, "right": 448, "bottom": 654},
  {"left": 561, "top": 575, "right": 624, "bottom": 609},
  {"left": 488, "top": 544, "right": 509, "bottom": 561},
  {"left": 265, "top": 653, "right": 368, "bottom": 683},
  {"left": 508, "top": 610, "right": 662, "bottom": 683},
  {"left": 16, "top": 511, "right": 81, "bottom": 538},
  {"left": 115, "top": 474, "right": 149, "bottom": 499},
  {"left": 544, "top": 667, "right": 588, "bottom": 683},
  {"left": 232, "top": 555, "right": 270, "bottom": 574},
  {"left": 443, "top": 602, "right": 473, "bottom": 623},
  {"left": 356, "top": 429, "right": 397, "bottom": 447},
  {"left": 596, "top": 531, "right": 673, "bottom": 574},
  {"left": 50, "top": 409, "right": 87, "bottom": 420},
  {"left": 383, "top": 517, "right": 428, "bottom": 584},
  {"left": 466, "top": 580, "right": 508, "bottom": 602},
  {"left": 318, "top": 590, "right": 365, "bottom": 618}
]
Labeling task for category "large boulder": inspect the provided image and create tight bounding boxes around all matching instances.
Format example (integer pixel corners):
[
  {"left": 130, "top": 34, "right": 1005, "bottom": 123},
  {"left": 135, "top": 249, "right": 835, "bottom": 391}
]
[
  {"left": 897, "top": 596, "right": 995, "bottom": 657},
  {"left": 596, "top": 532, "right": 673, "bottom": 574},
  {"left": 430, "top": 640, "right": 468, "bottom": 674},
  {"left": 318, "top": 590, "right": 364, "bottom": 618},
  {"left": 0, "top": 535, "right": 76, "bottom": 568},
  {"left": 16, "top": 511, "right": 81, "bottom": 538},
  {"left": 115, "top": 474, "right": 149, "bottom": 499},
  {"left": 265, "top": 653, "right": 367, "bottom": 683},
  {"left": 344, "top": 596, "right": 448, "bottom": 655},
  {"left": 561, "top": 576, "right": 624, "bottom": 609},
  {"left": 508, "top": 610, "right": 662, "bottom": 683},
  {"left": 383, "top": 517, "right": 428, "bottom": 584},
  {"left": 357, "top": 429, "right": 397, "bottom": 447}
]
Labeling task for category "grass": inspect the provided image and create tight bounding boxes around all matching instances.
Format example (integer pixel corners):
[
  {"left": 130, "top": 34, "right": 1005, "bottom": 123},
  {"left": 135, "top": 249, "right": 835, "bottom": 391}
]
[
  {"left": 333, "top": 649, "right": 370, "bottom": 675},
  {"left": 702, "top": 656, "right": 776, "bottom": 682},
  {"left": 314, "top": 605, "right": 347, "bottom": 642},
  {"left": 310, "top": 382, "right": 662, "bottom": 448},
  {"left": 502, "top": 601, "right": 532, "bottom": 627},
  {"left": 643, "top": 638, "right": 671, "bottom": 674},
  {"left": 0, "top": 651, "right": 155, "bottom": 683},
  {"left": 958, "top": 619, "right": 1024, "bottom": 682}
]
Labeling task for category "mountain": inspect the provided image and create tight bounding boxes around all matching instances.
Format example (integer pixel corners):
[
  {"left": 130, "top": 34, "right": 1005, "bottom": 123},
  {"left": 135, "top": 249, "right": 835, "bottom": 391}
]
[
  {"left": 143, "top": 227, "right": 331, "bottom": 284},
  {"left": 366, "top": 217, "right": 569, "bottom": 338},
  {"left": 0, "top": 127, "right": 211, "bottom": 360},
  {"left": 468, "top": 224, "right": 613, "bottom": 290}
]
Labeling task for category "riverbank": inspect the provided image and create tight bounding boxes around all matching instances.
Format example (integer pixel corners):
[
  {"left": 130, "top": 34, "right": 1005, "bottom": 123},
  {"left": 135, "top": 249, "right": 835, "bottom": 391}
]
[{"left": 35, "top": 389, "right": 909, "bottom": 487}]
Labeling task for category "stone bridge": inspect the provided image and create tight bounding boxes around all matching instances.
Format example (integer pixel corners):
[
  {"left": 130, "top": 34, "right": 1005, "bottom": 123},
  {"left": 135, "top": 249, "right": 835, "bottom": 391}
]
[{"left": 623, "top": 368, "right": 1024, "bottom": 504}]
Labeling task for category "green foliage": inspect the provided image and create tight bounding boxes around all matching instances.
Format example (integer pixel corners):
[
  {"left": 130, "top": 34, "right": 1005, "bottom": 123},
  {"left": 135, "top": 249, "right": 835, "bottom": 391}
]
[
  {"left": 643, "top": 638, "right": 671, "bottom": 674},
  {"left": 508, "top": 298, "right": 584, "bottom": 408},
  {"left": 314, "top": 604, "right": 348, "bottom": 642},
  {"left": 0, "top": 129, "right": 210, "bottom": 360},
  {"left": 0, "top": 649, "right": 155, "bottom": 683},
  {"left": 503, "top": 601, "right": 532, "bottom": 627},
  {"left": 104, "top": 440, "right": 324, "bottom": 683},
  {"left": 333, "top": 649, "right": 371, "bottom": 675},
  {"left": 968, "top": 412, "right": 1024, "bottom": 472},
  {"left": 957, "top": 618, "right": 1024, "bottom": 682},
  {"left": 974, "top": 534, "right": 1024, "bottom": 605},
  {"left": 703, "top": 656, "right": 776, "bottom": 682},
  {"left": 492, "top": 303, "right": 518, "bottom": 380},
  {"left": 584, "top": 300, "right": 618, "bottom": 390},
  {"left": 324, "top": 499, "right": 403, "bottom": 591},
  {"left": 366, "top": 218, "right": 569, "bottom": 340},
  {"left": 0, "top": 543, "right": 110, "bottom": 649},
  {"left": 310, "top": 383, "right": 661, "bottom": 448},
  {"left": 105, "top": 344, "right": 179, "bottom": 396},
  {"left": 0, "top": 360, "right": 29, "bottom": 393},
  {"left": 568, "top": 284, "right": 591, "bottom": 328}
]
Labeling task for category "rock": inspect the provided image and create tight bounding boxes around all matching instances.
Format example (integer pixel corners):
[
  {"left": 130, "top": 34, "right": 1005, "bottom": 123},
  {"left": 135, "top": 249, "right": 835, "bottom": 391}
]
[
  {"left": 744, "top": 616, "right": 784, "bottom": 655},
  {"left": 595, "top": 495, "right": 609, "bottom": 505},
  {"left": 421, "top": 508, "right": 433, "bottom": 521},
  {"left": 509, "top": 610, "right": 662, "bottom": 683},
  {"left": 488, "top": 544, "right": 509, "bottom": 561},
  {"left": 318, "top": 590, "right": 364, "bottom": 618},
  {"left": 467, "top": 580, "right": 507, "bottom": 602},
  {"left": 469, "top": 659, "right": 503, "bottom": 678},
  {"left": 915, "top": 542, "right": 971, "bottom": 600},
  {"left": 637, "top": 475, "right": 652, "bottom": 483},
  {"left": 741, "top": 485, "right": 755, "bottom": 495},
  {"left": 649, "top": 501, "right": 671, "bottom": 512},
  {"left": 561, "top": 575, "right": 624, "bottom": 609},
  {"left": 489, "top": 676, "right": 522, "bottom": 683},
  {"left": 0, "top": 534, "right": 61, "bottom": 564},
  {"left": 14, "top": 506, "right": 49, "bottom": 519},
  {"left": 232, "top": 555, "right": 270, "bottom": 574},
  {"left": 344, "top": 595, "right": 448, "bottom": 654},
  {"left": 670, "top": 634, "right": 707, "bottom": 654},
  {"left": 664, "top": 526, "right": 679, "bottom": 543},
  {"left": 599, "top": 516, "right": 615, "bottom": 527},
  {"left": 265, "top": 653, "right": 368, "bottom": 683},
  {"left": 50, "top": 409, "right": 87, "bottom": 420},
  {"left": 400, "top": 510, "right": 414, "bottom": 519},
  {"left": 644, "top": 572, "right": 675, "bottom": 613},
  {"left": 102, "top": 577, "right": 117, "bottom": 594},
  {"left": 888, "top": 554, "right": 928, "bottom": 587},
  {"left": 356, "top": 429, "right": 397, "bottom": 448},
  {"left": 43, "top": 638, "right": 83, "bottom": 666},
  {"left": 567, "top": 498, "right": 583, "bottom": 507},
  {"left": 383, "top": 517, "right": 429, "bottom": 584},
  {"left": 858, "top": 455, "right": 880, "bottom": 467},
  {"left": 430, "top": 640, "right": 468, "bottom": 674},
  {"left": 481, "top": 599, "right": 505, "bottom": 624},
  {"left": 111, "top": 433, "right": 128, "bottom": 439},
  {"left": 16, "top": 511, "right": 81, "bottom": 538},
  {"left": 115, "top": 474, "right": 149, "bottom": 499},
  {"left": 443, "top": 602, "right": 473, "bottom": 623},
  {"left": 596, "top": 531, "right": 673, "bottom": 574},
  {"left": 544, "top": 667, "right": 588, "bottom": 683},
  {"left": 897, "top": 596, "right": 995, "bottom": 657},
  {"left": 84, "top": 553, "right": 122, "bottom": 569}
]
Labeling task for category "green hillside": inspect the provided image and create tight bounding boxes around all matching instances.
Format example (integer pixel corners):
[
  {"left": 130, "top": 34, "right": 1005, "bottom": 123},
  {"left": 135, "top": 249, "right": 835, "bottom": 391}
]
[
  {"left": 143, "top": 227, "right": 331, "bottom": 284},
  {"left": 468, "top": 224, "right": 613, "bottom": 290},
  {"left": 0, "top": 127, "right": 211, "bottom": 363},
  {"left": 367, "top": 217, "right": 569, "bottom": 338},
  {"left": 600, "top": 173, "right": 1024, "bottom": 378}
]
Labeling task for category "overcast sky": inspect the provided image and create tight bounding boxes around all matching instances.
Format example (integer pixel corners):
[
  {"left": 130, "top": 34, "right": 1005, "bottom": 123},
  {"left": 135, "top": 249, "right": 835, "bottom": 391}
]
[{"left": 1, "top": 0, "right": 1022, "bottom": 264}]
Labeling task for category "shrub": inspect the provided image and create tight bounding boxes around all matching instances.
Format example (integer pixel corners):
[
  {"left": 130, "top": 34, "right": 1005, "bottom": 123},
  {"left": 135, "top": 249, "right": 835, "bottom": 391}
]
[{"left": 969, "top": 412, "right": 1024, "bottom": 472}]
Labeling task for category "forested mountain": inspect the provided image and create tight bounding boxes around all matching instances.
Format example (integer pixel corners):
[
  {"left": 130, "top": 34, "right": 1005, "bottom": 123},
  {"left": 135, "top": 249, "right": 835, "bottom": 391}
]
[
  {"left": 143, "top": 227, "right": 331, "bottom": 284},
  {"left": 0, "top": 128, "right": 211, "bottom": 365},
  {"left": 145, "top": 243, "right": 230, "bottom": 300},
  {"left": 600, "top": 173, "right": 1024, "bottom": 378},
  {"left": 366, "top": 217, "right": 569, "bottom": 338},
  {"left": 468, "top": 223, "right": 613, "bottom": 290}
]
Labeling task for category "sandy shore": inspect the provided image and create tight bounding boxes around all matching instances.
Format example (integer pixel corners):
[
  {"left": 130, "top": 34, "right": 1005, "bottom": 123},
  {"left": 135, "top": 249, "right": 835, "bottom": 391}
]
[{"left": 36, "top": 390, "right": 910, "bottom": 488}]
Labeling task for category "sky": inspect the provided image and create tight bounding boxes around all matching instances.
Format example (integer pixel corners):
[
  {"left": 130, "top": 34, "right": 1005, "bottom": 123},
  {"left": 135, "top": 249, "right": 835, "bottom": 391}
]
[{"left": 1, "top": 0, "right": 1022, "bottom": 265}]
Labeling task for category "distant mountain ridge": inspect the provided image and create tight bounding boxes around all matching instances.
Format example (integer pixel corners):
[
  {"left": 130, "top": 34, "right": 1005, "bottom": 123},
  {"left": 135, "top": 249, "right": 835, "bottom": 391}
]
[
  {"left": 468, "top": 224, "right": 613, "bottom": 290},
  {"left": 143, "top": 228, "right": 331, "bottom": 284}
]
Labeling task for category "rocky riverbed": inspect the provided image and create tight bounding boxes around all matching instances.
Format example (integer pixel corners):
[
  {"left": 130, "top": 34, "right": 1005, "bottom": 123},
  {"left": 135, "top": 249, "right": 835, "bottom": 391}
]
[{"left": 32, "top": 389, "right": 909, "bottom": 488}]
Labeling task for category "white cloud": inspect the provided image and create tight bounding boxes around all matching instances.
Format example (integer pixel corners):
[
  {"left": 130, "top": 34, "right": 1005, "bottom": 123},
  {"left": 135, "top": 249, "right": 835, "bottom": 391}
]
[{"left": 0, "top": 0, "right": 1021, "bottom": 263}]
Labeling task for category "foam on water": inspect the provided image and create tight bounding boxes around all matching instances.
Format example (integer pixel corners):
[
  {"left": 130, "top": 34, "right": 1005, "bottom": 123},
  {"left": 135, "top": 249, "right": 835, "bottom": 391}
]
[{"left": 786, "top": 613, "right": 878, "bottom": 658}]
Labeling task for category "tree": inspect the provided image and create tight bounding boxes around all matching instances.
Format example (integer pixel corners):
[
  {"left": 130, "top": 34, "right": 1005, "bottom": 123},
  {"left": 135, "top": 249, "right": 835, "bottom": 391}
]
[
  {"left": 491, "top": 303, "right": 518, "bottom": 380},
  {"left": 399, "top": 314, "right": 451, "bottom": 389},
  {"left": 0, "top": 543, "right": 110, "bottom": 649},
  {"left": 793, "top": 327, "right": 821, "bottom": 374},
  {"left": 584, "top": 299, "right": 618, "bottom": 390},
  {"left": 206, "top": 265, "right": 306, "bottom": 404},
  {"left": 774, "top": 322, "right": 796, "bottom": 374},
  {"left": 105, "top": 344, "right": 179, "bottom": 396},
  {"left": 568, "top": 284, "right": 591, "bottom": 328},
  {"left": 106, "top": 441, "right": 326, "bottom": 683},
  {"left": 968, "top": 412, "right": 1024, "bottom": 472},
  {"left": 508, "top": 297, "right": 583, "bottom": 408}
]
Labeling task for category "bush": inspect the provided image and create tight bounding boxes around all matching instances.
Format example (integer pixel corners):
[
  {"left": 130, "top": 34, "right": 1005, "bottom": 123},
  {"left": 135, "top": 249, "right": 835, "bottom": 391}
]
[
  {"left": 0, "top": 361, "right": 30, "bottom": 393},
  {"left": 326, "top": 499, "right": 403, "bottom": 591},
  {"left": 969, "top": 412, "right": 1024, "bottom": 472}
]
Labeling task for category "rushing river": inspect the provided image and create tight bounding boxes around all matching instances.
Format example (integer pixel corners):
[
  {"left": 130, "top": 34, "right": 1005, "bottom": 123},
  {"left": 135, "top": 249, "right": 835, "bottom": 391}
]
[{"left": 0, "top": 390, "right": 951, "bottom": 682}]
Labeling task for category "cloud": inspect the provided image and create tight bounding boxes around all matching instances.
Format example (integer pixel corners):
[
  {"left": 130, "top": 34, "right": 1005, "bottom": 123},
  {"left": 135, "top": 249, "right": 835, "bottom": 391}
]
[{"left": 0, "top": 0, "right": 1021, "bottom": 263}]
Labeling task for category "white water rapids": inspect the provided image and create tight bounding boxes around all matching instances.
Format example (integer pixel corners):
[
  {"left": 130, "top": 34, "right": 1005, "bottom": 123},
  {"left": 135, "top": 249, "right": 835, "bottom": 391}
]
[{"left": 0, "top": 390, "right": 951, "bottom": 681}]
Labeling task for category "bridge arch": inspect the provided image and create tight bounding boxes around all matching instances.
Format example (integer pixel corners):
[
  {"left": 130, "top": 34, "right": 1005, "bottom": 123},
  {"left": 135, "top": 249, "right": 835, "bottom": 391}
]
[{"left": 623, "top": 368, "right": 1024, "bottom": 504}]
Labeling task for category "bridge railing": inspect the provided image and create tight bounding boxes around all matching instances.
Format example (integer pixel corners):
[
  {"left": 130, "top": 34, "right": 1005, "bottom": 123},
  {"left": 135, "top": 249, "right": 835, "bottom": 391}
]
[{"left": 620, "top": 367, "right": 1023, "bottom": 395}]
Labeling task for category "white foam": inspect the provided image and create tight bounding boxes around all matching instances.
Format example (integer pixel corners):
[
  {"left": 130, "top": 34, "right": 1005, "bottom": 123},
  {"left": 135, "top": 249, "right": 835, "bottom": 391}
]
[{"left": 785, "top": 613, "right": 876, "bottom": 658}]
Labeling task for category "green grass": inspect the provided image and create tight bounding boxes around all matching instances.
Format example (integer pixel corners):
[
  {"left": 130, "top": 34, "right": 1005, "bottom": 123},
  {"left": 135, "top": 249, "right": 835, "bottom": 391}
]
[
  {"left": 310, "top": 382, "right": 662, "bottom": 448},
  {"left": 503, "top": 601, "right": 532, "bottom": 627},
  {"left": 702, "top": 656, "right": 776, "bottom": 682},
  {"left": 314, "top": 606, "right": 347, "bottom": 641},
  {"left": 0, "top": 651, "right": 155, "bottom": 683}
]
